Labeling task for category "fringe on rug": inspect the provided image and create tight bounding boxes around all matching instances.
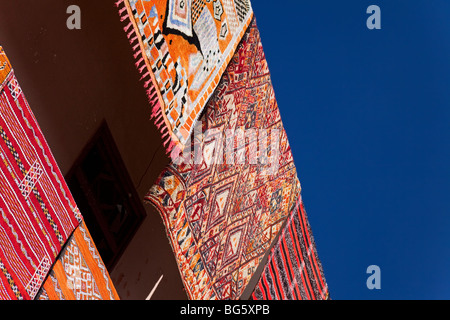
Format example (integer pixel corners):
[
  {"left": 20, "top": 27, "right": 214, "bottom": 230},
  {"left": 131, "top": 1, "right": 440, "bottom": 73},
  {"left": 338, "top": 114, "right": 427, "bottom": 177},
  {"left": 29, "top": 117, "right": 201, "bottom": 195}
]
[{"left": 115, "top": 0, "right": 176, "bottom": 154}]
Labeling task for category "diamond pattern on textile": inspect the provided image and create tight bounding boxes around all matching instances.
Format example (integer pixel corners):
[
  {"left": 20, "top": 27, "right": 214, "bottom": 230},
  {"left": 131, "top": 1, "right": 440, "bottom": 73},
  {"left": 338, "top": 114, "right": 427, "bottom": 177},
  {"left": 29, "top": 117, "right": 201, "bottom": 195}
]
[
  {"left": 192, "top": 0, "right": 206, "bottom": 25},
  {"left": 145, "top": 18, "right": 301, "bottom": 300},
  {"left": 35, "top": 221, "right": 120, "bottom": 300},
  {"left": 213, "top": 0, "right": 224, "bottom": 21},
  {"left": 7, "top": 78, "right": 21, "bottom": 101},
  {"left": 234, "top": 0, "right": 250, "bottom": 23}
]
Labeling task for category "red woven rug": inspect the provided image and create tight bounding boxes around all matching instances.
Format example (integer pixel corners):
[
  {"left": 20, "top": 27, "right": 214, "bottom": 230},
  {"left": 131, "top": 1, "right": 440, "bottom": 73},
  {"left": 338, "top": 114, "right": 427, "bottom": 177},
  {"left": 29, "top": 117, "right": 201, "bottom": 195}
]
[
  {"left": 145, "top": 18, "right": 301, "bottom": 300},
  {"left": 251, "top": 197, "right": 330, "bottom": 300},
  {"left": 0, "top": 47, "right": 82, "bottom": 300}
]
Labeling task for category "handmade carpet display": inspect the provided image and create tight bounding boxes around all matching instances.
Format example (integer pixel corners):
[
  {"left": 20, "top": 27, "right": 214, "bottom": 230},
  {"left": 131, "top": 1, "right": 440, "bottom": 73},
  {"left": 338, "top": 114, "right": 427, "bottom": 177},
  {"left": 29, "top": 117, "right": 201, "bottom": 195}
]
[
  {"left": 36, "top": 221, "right": 119, "bottom": 300},
  {"left": 145, "top": 18, "right": 302, "bottom": 300},
  {"left": 0, "top": 47, "right": 82, "bottom": 300},
  {"left": 116, "top": 0, "right": 253, "bottom": 152},
  {"left": 0, "top": 47, "right": 118, "bottom": 300},
  {"left": 251, "top": 197, "right": 329, "bottom": 300}
]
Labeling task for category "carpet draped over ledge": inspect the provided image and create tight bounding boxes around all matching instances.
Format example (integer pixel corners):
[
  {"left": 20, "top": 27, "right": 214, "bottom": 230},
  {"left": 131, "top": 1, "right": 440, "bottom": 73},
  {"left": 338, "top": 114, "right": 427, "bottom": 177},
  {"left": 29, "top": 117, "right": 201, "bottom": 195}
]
[
  {"left": 0, "top": 46, "right": 119, "bottom": 300},
  {"left": 251, "top": 197, "right": 329, "bottom": 300},
  {"left": 116, "top": 0, "right": 254, "bottom": 153},
  {"left": 36, "top": 221, "right": 119, "bottom": 300},
  {"left": 124, "top": 1, "right": 331, "bottom": 298},
  {"left": 144, "top": 18, "right": 310, "bottom": 300},
  {"left": 0, "top": 0, "right": 329, "bottom": 300}
]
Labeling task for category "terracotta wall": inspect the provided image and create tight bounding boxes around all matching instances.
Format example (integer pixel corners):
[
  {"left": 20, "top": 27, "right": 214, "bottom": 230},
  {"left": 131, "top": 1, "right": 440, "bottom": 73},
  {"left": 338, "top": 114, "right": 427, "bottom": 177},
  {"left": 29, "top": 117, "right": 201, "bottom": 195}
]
[{"left": 0, "top": 0, "right": 186, "bottom": 299}]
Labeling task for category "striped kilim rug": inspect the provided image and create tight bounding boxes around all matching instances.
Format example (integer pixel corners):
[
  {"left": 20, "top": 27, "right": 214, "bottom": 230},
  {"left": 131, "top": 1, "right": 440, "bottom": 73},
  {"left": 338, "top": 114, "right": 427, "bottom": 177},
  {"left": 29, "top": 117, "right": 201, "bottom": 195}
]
[
  {"left": 251, "top": 197, "right": 330, "bottom": 300},
  {"left": 0, "top": 46, "right": 82, "bottom": 300},
  {"left": 0, "top": 46, "right": 119, "bottom": 300}
]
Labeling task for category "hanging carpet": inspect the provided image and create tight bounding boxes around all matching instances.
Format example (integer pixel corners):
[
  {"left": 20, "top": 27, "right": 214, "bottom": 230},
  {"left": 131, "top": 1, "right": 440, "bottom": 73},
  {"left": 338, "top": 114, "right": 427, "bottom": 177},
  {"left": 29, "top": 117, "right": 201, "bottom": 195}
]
[
  {"left": 251, "top": 197, "right": 330, "bottom": 300},
  {"left": 116, "top": 0, "right": 253, "bottom": 152},
  {"left": 144, "top": 18, "right": 302, "bottom": 300},
  {"left": 36, "top": 221, "right": 120, "bottom": 300},
  {"left": 0, "top": 46, "right": 119, "bottom": 300},
  {"left": 0, "top": 46, "right": 82, "bottom": 300}
]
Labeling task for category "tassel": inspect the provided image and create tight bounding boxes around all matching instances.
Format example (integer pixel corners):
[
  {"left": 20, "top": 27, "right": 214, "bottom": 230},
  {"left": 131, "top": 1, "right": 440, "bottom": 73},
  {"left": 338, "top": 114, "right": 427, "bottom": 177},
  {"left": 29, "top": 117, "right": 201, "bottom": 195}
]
[
  {"left": 150, "top": 99, "right": 160, "bottom": 114},
  {"left": 119, "top": 6, "right": 128, "bottom": 16},
  {"left": 140, "top": 71, "right": 150, "bottom": 80},
  {"left": 133, "top": 50, "right": 142, "bottom": 59},
  {"left": 154, "top": 111, "right": 164, "bottom": 123},
  {"left": 127, "top": 28, "right": 136, "bottom": 39},
  {"left": 155, "top": 119, "right": 165, "bottom": 129},
  {"left": 150, "top": 90, "right": 157, "bottom": 99},
  {"left": 148, "top": 92, "right": 158, "bottom": 106},
  {"left": 163, "top": 135, "right": 172, "bottom": 147},
  {"left": 173, "top": 144, "right": 181, "bottom": 156},
  {"left": 151, "top": 106, "right": 161, "bottom": 118},
  {"left": 135, "top": 57, "right": 144, "bottom": 68},
  {"left": 170, "top": 144, "right": 181, "bottom": 159},
  {"left": 151, "top": 102, "right": 161, "bottom": 117},
  {"left": 167, "top": 140, "right": 176, "bottom": 153},
  {"left": 123, "top": 21, "right": 133, "bottom": 32},
  {"left": 144, "top": 80, "right": 153, "bottom": 88},
  {"left": 115, "top": 0, "right": 179, "bottom": 155},
  {"left": 130, "top": 35, "right": 138, "bottom": 44},
  {"left": 147, "top": 86, "right": 156, "bottom": 97},
  {"left": 161, "top": 130, "right": 170, "bottom": 140},
  {"left": 148, "top": 91, "right": 158, "bottom": 102},
  {"left": 155, "top": 117, "right": 165, "bottom": 129},
  {"left": 150, "top": 98, "right": 159, "bottom": 110},
  {"left": 160, "top": 124, "right": 169, "bottom": 135},
  {"left": 155, "top": 114, "right": 164, "bottom": 124}
]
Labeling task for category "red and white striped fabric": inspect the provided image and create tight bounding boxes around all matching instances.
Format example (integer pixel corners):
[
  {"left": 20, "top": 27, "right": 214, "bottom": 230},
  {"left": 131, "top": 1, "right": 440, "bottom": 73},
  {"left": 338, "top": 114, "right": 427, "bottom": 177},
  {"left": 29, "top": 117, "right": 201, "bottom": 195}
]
[
  {"left": 252, "top": 197, "right": 330, "bottom": 300},
  {"left": 0, "top": 47, "right": 81, "bottom": 300}
]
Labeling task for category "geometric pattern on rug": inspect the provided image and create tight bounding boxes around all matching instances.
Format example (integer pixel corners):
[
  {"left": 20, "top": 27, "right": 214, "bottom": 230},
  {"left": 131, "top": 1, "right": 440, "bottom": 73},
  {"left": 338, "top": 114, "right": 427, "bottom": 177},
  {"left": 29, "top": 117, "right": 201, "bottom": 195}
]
[
  {"left": 36, "top": 221, "right": 120, "bottom": 300},
  {"left": 0, "top": 47, "right": 82, "bottom": 300},
  {"left": 144, "top": 18, "right": 301, "bottom": 300},
  {"left": 116, "top": 0, "right": 253, "bottom": 152}
]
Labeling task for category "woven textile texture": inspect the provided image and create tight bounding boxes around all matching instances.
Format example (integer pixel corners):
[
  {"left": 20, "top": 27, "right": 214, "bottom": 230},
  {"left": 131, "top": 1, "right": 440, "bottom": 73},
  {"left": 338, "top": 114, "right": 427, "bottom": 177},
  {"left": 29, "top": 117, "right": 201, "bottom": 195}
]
[
  {"left": 116, "top": 0, "right": 253, "bottom": 152},
  {"left": 145, "top": 18, "right": 301, "bottom": 300},
  {"left": 251, "top": 197, "right": 329, "bottom": 300},
  {"left": 0, "top": 47, "right": 82, "bottom": 300},
  {"left": 36, "top": 221, "right": 120, "bottom": 300}
]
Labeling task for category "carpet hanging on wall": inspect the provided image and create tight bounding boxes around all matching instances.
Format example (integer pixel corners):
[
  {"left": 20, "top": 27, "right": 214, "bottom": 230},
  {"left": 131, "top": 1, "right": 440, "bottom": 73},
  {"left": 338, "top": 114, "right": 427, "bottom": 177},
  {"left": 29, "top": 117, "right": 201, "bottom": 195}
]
[
  {"left": 0, "top": 46, "right": 119, "bottom": 300},
  {"left": 116, "top": 0, "right": 253, "bottom": 153},
  {"left": 144, "top": 18, "right": 302, "bottom": 300},
  {"left": 251, "top": 197, "right": 330, "bottom": 300},
  {"left": 35, "top": 221, "right": 120, "bottom": 300},
  {"left": 117, "top": 0, "right": 329, "bottom": 300}
]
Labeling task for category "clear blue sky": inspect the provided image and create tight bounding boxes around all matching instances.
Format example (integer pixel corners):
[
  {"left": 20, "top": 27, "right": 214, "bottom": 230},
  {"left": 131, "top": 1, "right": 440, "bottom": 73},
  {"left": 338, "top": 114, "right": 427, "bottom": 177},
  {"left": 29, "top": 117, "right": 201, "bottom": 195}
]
[{"left": 251, "top": 1, "right": 450, "bottom": 299}]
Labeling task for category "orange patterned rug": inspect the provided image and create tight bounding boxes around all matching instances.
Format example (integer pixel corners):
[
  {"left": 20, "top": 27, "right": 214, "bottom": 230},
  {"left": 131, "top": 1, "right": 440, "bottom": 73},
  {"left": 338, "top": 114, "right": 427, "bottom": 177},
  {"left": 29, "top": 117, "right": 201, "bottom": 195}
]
[
  {"left": 116, "top": 0, "right": 253, "bottom": 152},
  {"left": 36, "top": 221, "right": 119, "bottom": 300}
]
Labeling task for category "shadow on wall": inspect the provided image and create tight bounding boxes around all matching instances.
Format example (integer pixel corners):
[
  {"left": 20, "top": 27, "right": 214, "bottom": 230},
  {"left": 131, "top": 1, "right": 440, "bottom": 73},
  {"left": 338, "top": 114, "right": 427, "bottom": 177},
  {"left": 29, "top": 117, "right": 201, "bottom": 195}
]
[{"left": 0, "top": 0, "right": 186, "bottom": 300}]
